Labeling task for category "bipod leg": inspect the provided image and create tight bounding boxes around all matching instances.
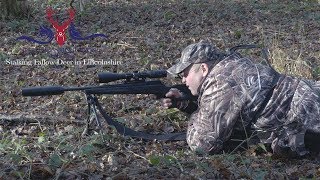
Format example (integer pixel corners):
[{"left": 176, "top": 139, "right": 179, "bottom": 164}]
[
  {"left": 82, "top": 93, "right": 93, "bottom": 136},
  {"left": 82, "top": 93, "right": 104, "bottom": 137},
  {"left": 89, "top": 95, "right": 107, "bottom": 142},
  {"left": 90, "top": 96, "right": 103, "bottom": 129}
]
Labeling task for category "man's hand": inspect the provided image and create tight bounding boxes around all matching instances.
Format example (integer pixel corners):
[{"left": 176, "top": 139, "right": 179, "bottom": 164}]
[{"left": 162, "top": 88, "right": 183, "bottom": 108}]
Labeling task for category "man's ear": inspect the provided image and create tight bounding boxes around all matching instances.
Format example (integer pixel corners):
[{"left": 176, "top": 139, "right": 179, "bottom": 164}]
[{"left": 200, "top": 63, "right": 209, "bottom": 77}]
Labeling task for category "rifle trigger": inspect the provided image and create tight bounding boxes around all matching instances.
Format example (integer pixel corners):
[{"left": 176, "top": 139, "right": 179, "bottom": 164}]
[{"left": 170, "top": 98, "right": 178, "bottom": 108}]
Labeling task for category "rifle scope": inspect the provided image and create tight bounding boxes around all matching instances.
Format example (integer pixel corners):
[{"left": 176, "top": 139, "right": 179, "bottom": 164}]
[{"left": 98, "top": 70, "right": 167, "bottom": 83}]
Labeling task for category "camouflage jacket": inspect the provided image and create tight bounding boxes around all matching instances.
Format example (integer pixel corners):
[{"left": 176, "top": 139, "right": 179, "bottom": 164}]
[{"left": 184, "top": 54, "right": 320, "bottom": 156}]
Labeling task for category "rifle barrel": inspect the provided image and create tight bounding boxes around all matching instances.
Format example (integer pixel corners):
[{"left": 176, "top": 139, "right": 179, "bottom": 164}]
[{"left": 22, "top": 86, "right": 99, "bottom": 96}]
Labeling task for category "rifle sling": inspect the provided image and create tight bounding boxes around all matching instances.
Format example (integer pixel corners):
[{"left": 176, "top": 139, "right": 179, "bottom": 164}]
[{"left": 94, "top": 97, "right": 186, "bottom": 141}]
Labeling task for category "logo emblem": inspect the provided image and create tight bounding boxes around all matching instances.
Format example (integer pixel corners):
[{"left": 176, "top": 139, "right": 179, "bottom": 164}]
[{"left": 17, "top": 8, "right": 107, "bottom": 46}]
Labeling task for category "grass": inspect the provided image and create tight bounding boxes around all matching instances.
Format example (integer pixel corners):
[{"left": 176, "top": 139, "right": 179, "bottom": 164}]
[{"left": 270, "top": 38, "right": 314, "bottom": 79}]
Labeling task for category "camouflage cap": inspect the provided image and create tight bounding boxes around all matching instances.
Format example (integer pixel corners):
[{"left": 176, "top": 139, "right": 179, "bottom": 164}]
[{"left": 167, "top": 40, "right": 224, "bottom": 75}]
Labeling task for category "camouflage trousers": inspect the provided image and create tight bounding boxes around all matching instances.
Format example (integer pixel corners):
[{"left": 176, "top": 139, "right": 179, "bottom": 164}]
[{"left": 271, "top": 79, "right": 320, "bottom": 156}]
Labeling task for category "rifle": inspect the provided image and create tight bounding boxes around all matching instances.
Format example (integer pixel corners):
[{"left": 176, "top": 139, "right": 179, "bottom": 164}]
[{"left": 22, "top": 70, "right": 196, "bottom": 141}]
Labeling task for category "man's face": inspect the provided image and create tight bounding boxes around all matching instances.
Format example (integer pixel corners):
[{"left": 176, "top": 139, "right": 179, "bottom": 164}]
[{"left": 179, "top": 64, "right": 205, "bottom": 96}]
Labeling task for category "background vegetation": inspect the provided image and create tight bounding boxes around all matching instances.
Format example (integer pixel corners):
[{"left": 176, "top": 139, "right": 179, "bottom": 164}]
[{"left": 1, "top": 0, "right": 320, "bottom": 179}]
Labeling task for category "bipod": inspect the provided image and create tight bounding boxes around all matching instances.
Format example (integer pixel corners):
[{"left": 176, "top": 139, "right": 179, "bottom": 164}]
[
  {"left": 81, "top": 93, "right": 186, "bottom": 141},
  {"left": 82, "top": 93, "right": 104, "bottom": 137}
]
